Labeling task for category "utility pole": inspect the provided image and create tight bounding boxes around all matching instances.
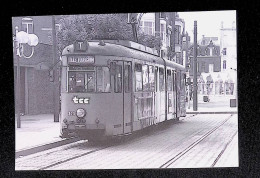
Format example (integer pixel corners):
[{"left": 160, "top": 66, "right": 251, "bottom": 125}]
[
  {"left": 127, "top": 13, "right": 138, "bottom": 43},
  {"left": 16, "top": 28, "right": 21, "bottom": 128},
  {"left": 131, "top": 23, "right": 138, "bottom": 43},
  {"left": 186, "top": 32, "right": 190, "bottom": 109},
  {"left": 193, "top": 21, "right": 198, "bottom": 111},
  {"left": 52, "top": 15, "right": 59, "bottom": 122}
]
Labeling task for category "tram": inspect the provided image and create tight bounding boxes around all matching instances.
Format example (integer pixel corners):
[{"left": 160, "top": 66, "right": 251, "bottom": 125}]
[{"left": 60, "top": 40, "right": 186, "bottom": 141}]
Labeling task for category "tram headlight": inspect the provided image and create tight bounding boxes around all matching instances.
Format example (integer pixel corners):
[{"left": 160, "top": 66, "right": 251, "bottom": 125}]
[{"left": 76, "top": 108, "right": 86, "bottom": 118}]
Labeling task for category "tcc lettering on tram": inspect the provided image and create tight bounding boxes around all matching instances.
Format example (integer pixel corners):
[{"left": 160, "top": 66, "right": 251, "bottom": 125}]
[{"left": 72, "top": 96, "right": 90, "bottom": 104}]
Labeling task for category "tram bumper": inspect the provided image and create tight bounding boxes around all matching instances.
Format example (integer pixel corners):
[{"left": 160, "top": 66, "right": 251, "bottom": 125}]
[
  {"left": 74, "top": 123, "right": 105, "bottom": 130},
  {"left": 72, "top": 123, "right": 106, "bottom": 139}
]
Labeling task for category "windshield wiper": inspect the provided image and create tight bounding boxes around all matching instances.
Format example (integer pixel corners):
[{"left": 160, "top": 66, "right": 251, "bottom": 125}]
[{"left": 85, "top": 76, "right": 93, "bottom": 87}]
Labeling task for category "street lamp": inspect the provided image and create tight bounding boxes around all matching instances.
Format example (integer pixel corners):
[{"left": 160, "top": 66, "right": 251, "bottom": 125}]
[{"left": 14, "top": 25, "right": 38, "bottom": 128}]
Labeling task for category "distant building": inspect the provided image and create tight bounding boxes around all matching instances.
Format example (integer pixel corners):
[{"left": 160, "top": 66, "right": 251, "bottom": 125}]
[
  {"left": 199, "top": 35, "right": 219, "bottom": 45},
  {"left": 139, "top": 12, "right": 185, "bottom": 64},
  {"left": 220, "top": 21, "right": 237, "bottom": 71},
  {"left": 219, "top": 21, "right": 237, "bottom": 96},
  {"left": 188, "top": 40, "right": 221, "bottom": 76}
]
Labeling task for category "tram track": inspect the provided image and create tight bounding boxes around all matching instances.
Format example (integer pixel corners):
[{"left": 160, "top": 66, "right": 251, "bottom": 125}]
[
  {"left": 39, "top": 145, "right": 110, "bottom": 170},
  {"left": 159, "top": 114, "right": 234, "bottom": 168},
  {"left": 16, "top": 140, "right": 115, "bottom": 170},
  {"left": 15, "top": 114, "right": 201, "bottom": 170},
  {"left": 211, "top": 130, "right": 238, "bottom": 167},
  {"left": 40, "top": 118, "right": 190, "bottom": 170}
]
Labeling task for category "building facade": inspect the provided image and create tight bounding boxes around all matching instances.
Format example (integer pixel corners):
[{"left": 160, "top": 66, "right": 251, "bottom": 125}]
[
  {"left": 188, "top": 40, "right": 221, "bottom": 76},
  {"left": 139, "top": 12, "right": 185, "bottom": 64},
  {"left": 12, "top": 16, "right": 57, "bottom": 115},
  {"left": 220, "top": 21, "right": 237, "bottom": 71},
  {"left": 219, "top": 21, "right": 237, "bottom": 96}
]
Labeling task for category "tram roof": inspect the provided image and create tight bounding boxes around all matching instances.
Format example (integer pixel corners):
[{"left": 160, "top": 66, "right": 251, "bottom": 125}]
[{"left": 62, "top": 40, "right": 185, "bottom": 70}]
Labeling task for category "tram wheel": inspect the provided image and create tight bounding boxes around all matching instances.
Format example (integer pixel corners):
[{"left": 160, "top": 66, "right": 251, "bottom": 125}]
[{"left": 60, "top": 130, "right": 69, "bottom": 139}]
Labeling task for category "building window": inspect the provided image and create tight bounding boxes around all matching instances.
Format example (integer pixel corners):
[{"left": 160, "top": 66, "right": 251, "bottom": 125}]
[
  {"left": 160, "top": 12, "right": 166, "bottom": 19},
  {"left": 140, "top": 21, "right": 154, "bottom": 35},
  {"left": 209, "top": 48, "right": 213, "bottom": 56},
  {"left": 223, "top": 48, "right": 227, "bottom": 55},
  {"left": 202, "top": 62, "right": 206, "bottom": 72},
  {"left": 209, "top": 64, "right": 214, "bottom": 73},
  {"left": 223, "top": 60, "right": 227, "bottom": 69},
  {"left": 160, "top": 23, "right": 166, "bottom": 44},
  {"left": 21, "top": 18, "right": 34, "bottom": 34},
  {"left": 174, "top": 25, "right": 181, "bottom": 44}
]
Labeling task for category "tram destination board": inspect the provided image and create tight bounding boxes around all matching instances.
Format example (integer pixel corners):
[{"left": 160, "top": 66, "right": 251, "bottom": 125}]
[
  {"left": 68, "top": 55, "right": 95, "bottom": 65},
  {"left": 69, "top": 66, "right": 95, "bottom": 71}
]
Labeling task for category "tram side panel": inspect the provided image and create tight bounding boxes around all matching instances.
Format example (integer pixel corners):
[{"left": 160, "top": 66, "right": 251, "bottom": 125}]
[{"left": 132, "top": 59, "right": 160, "bottom": 132}]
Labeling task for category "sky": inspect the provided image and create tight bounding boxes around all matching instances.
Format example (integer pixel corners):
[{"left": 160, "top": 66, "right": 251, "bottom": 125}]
[{"left": 178, "top": 10, "right": 236, "bottom": 44}]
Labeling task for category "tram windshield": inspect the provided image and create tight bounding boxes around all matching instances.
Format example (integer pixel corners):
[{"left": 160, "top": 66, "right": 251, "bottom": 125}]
[{"left": 68, "top": 67, "right": 110, "bottom": 93}]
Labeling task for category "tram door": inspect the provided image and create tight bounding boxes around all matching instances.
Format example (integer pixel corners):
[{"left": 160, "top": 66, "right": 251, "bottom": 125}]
[
  {"left": 172, "top": 70, "right": 177, "bottom": 117},
  {"left": 113, "top": 61, "right": 132, "bottom": 134},
  {"left": 176, "top": 70, "right": 181, "bottom": 118}
]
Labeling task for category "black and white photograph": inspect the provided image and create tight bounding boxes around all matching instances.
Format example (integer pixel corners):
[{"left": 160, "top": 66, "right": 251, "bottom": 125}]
[{"left": 13, "top": 11, "right": 238, "bottom": 170}]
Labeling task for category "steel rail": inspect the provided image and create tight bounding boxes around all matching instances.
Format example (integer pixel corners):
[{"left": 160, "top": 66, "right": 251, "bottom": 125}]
[
  {"left": 160, "top": 114, "right": 234, "bottom": 168},
  {"left": 211, "top": 130, "right": 238, "bottom": 167}
]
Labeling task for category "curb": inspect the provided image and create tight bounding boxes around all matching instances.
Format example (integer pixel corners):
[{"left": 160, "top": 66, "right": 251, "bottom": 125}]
[
  {"left": 186, "top": 111, "right": 238, "bottom": 114},
  {"left": 15, "top": 137, "right": 80, "bottom": 159}
]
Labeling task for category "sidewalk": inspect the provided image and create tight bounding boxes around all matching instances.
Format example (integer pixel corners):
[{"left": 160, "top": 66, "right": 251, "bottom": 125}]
[
  {"left": 15, "top": 114, "right": 62, "bottom": 151},
  {"left": 186, "top": 95, "right": 238, "bottom": 113}
]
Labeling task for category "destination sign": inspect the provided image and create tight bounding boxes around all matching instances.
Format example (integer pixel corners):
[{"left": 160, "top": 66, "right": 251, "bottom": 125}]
[
  {"left": 69, "top": 66, "right": 95, "bottom": 71},
  {"left": 68, "top": 56, "right": 95, "bottom": 65}
]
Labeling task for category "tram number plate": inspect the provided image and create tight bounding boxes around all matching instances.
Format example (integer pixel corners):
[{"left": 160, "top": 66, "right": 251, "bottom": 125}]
[{"left": 68, "top": 111, "right": 75, "bottom": 116}]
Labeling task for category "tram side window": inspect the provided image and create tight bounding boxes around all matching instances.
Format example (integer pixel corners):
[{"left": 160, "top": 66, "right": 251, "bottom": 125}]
[
  {"left": 114, "top": 65, "right": 122, "bottom": 93},
  {"left": 181, "top": 73, "right": 186, "bottom": 90},
  {"left": 167, "top": 70, "right": 173, "bottom": 91},
  {"left": 135, "top": 64, "right": 143, "bottom": 91},
  {"left": 142, "top": 65, "right": 149, "bottom": 91},
  {"left": 176, "top": 71, "right": 181, "bottom": 92},
  {"left": 124, "top": 64, "right": 131, "bottom": 93},
  {"left": 97, "top": 67, "right": 111, "bottom": 92},
  {"left": 172, "top": 70, "right": 176, "bottom": 91},
  {"left": 155, "top": 67, "right": 158, "bottom": 92},
  {"left": 159, "top": 67, "right": 165, "bottom": 91},
  {"left": 149, "top": 66, "right": 155, "bottom": 91}
]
